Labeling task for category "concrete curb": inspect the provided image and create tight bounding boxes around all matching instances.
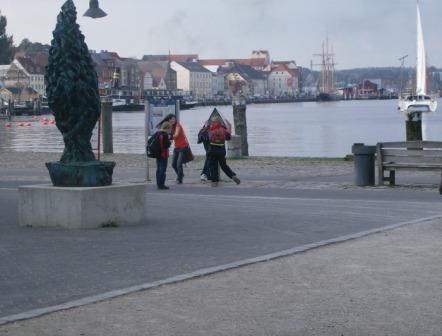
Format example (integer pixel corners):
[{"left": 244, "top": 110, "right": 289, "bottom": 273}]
[{"left": 1, "top": 214, "right": 441, "bottom": 326}]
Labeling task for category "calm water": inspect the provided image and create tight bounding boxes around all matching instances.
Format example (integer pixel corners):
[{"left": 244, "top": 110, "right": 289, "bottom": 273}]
[{"left": 1, "top": 99, "right": 441, "bottom": 157}]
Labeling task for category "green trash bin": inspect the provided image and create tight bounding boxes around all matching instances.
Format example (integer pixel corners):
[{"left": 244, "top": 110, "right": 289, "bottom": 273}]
[{"left": 352, "top": 143, "right": 376, "bottom": 186}]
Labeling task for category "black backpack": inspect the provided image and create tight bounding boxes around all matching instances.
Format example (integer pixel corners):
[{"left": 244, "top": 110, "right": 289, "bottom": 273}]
[{"left": 146, "top": 132, "right": 161, "bottom": 158}]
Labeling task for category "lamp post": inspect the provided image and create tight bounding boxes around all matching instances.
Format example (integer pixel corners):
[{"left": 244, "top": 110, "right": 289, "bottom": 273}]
[
  {"left": 83, "top": 0, "right": 107, "bottom": 19},
  {"left": 84, "top": 0, "right": 113, "bottom": 155}
]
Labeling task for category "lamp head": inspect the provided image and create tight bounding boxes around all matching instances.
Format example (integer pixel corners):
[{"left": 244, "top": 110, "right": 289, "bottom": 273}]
[{"left": 83, "top": 0, "right": 107, "bottom": 19}]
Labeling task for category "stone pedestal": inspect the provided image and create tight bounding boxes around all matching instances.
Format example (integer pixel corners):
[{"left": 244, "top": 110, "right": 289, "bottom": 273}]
[{"left": 18, "top": 183, "right": 147, "bottom": 229}]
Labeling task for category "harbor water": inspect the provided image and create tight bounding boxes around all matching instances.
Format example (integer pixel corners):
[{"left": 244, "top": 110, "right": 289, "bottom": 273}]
[{"left": 1, "top": 99, "right": 442, "bottom": 157}]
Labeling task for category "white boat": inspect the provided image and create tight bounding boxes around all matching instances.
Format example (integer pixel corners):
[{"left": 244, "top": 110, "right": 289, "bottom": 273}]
[
  {"left": 398, "top": 2, "right": 437, "bottom": 114},
  {"left": 112, "top": 98, "right": 127, "bottom": 107}
]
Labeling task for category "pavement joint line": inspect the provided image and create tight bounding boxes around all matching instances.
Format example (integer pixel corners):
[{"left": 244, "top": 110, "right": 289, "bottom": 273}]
[
  {"left": 0, "top": 188, "right": 17, "bottom": 191},
  {"left": 1, "top": 213, "right": 441, "bottom": 327},
  {"left": 148, "top": 192, "right": 442, "bottom": 206}
]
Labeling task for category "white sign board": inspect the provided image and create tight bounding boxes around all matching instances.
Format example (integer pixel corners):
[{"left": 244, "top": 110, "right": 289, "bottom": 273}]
[{"left": 147, "top": 103, "right": 176, "bottom": 136}]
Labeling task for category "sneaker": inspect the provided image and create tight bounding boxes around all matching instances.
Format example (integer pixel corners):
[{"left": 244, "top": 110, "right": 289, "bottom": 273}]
[
  {"left": 200, "top": 174, "right": 207, "bottom": 182},
  {"left": 176, "top": 178, "right": 183, "bottom": 184},
  {"left": 211, "top": 181, "right": 218, "bottom": 187},
  {"left": 158, "top": 185, "right": 170, "bottom": 190},
  {"left": 232, "top": 176, "right": 241, "bottom": 185}
]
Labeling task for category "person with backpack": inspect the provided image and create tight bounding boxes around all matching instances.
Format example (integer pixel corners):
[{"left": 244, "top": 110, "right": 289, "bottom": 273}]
[
  {"left": 207, "top": 116, "right": 241, "bottom": 187},
  {"left": 148, "top": 121, "right": 172, "bottom": 190},
  {"left": 161, "top": 114, "right": 191, "bottom": 184}
]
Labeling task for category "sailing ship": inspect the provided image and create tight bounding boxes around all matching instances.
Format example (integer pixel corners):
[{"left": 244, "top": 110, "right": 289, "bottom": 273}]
[
  {"left": 398, "top": 2, "right": 437, "bottom": 114},
  {"left": 312, "top": 38, "right": 339, "bottom": 102}
]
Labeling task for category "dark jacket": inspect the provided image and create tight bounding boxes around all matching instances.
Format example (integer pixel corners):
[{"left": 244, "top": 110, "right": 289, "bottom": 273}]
[
  {"left": 158, "top": 131, "right": 171, "bottom": 159},
  {"left": 197, "top": 126, "right": 209, "bottom": 144}
]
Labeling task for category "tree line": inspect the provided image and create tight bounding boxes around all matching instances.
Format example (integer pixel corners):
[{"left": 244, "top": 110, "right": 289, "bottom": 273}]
[{"left": 0, "top": 12, "right": 50, "bottom": 64}]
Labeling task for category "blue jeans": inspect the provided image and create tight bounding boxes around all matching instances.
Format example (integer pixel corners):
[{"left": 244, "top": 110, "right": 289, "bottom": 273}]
[
  {"left": 172, "top": 148, "right": 185, "bottom": 182},
  {"left": 201, "top": 142, "right": 210, "bottom": 177},
  {"left": 156, "top": 157, "right": 168, "bottom": 187}
]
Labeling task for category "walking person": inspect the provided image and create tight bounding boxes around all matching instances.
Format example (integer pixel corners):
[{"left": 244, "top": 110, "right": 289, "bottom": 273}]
[
  {"left": 197, "top": 121, "right": 210, "bottom": 182},
  {"left": 155, "top": 122, "right": 172, "bottom": 190},
  {"left": 207, "top": 116, "right": 241, "bottom": 187},
  {"left": 161, "top": 114, "right": 190, "bottom": 184}
]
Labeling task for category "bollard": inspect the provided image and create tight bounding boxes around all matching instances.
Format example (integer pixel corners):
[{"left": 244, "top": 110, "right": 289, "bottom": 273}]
[
  {"left": 405, "top": 112, "right": 422, "bottom": 141},
  {"left": 352, "top": 143, "right": 376, "bottom": 186},
  {"left": 101, "top": 101, "right": 113, "bottom": 153},
  {"left": 232, "top": 95, "right": 249, "bottom": 156},
  {"left": 227, "top": 135, "right": 242, "bottom": 158}
]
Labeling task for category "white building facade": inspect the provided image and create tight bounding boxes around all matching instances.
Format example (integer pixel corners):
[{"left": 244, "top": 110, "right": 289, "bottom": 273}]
[
  {"left": 268, "top": 64, "right": 299, "bottom": 97},
  {"left": 171, "top": 61, "right": 212, "bottom": 99}
]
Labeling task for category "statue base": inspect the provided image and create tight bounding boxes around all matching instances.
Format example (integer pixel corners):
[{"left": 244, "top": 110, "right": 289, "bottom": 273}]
[
  {"left": 46, "top": 161, "right": 116, "bottom": 187},
  {"left": 18, "top": 183, "right": 147, "bottom": 229}
]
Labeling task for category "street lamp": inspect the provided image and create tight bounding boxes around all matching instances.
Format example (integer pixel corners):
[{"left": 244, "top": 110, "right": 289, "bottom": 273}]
[
  {"left": 83, "top": 0, "right": 107, "bottom": 19},
  {"left": 82, "top": 0, "right": 109, "bottom": 158}
]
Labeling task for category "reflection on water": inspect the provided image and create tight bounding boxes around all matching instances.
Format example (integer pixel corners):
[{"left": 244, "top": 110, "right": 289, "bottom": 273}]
[{"left": 1, "top": 100, "right": 442, "bottom": 157}]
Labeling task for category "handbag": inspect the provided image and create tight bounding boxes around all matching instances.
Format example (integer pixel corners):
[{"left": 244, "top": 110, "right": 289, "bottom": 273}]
[{"left": 182, "top": 146, "right": 194, "bottom": 164}]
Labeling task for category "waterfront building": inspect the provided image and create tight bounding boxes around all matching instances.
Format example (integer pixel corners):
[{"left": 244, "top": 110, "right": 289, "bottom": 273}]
[
  {"left": 90, "top": 50, "right": 121, "bottom": 96},
  {"left": 0, "top": 87, "right": 12, "bottom": 102},
  {"left": 0, "top": 60, "right": 41, "bottom": 105},
  {"left": 91, "top": 51, "right": 143, "bottom": 100},
  {"left": 142, "top": 54, "right": 198, "bottom": 62},
  {"left": 0, "top": 63, "right": 30, "bottom": 88},
  {"left": 199, "top": 50, "right": 270, "bottom": 72},
  {"left": 357, "top": 80, "right": 378, "bottom": 97},
  {"left": 13, "top": 57, "right": 46, "bottom": 96},
  {"left": 119, "top": 57, "right": 143, "bottom": 99},
  {"left": 249, "top": 50, "right": 271, "bottom": 71},
  {"left": 1, "top": 87, "right": 38, "bottom": 103},
  {"left": 170, "top": 61, "right": 212, "bottom": 99},
  {"left": 137, "top": 61, "right": 177, "bottom": 93},
  {"left": 201, "top": 65, "right": 226, "bottom": 97},
  {"left": 224, "top": 63, "right": 268, "bottom": 97},
  {"left": 268, "top": 63, "right": 300, "bottom": 97}
]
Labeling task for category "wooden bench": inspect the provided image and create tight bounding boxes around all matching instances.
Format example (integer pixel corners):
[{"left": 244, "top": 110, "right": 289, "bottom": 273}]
[{"left": 376, "top": 141, "right": 442, "bottom": 185}]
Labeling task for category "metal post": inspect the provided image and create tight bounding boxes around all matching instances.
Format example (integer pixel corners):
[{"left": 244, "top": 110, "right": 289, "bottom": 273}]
[
  {"left": 97, "top": 117, "right": 101, "bottom": 160},
  {"left": 101, "top": 101, "right": 113, "bottom": 153},
  {"left": 175, "top": 98, "right": 180, "bottom": 121},
  {"left": 145, "top": 100, "right": 150, "bottom": 181},
  {"left": 9, "top": 99, "right": 14, "bottom": 118}
]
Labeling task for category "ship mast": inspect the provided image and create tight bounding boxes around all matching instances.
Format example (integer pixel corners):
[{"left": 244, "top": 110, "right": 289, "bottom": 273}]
[{"left": 312, "top": 37, "right": 336, "bottom": 94}]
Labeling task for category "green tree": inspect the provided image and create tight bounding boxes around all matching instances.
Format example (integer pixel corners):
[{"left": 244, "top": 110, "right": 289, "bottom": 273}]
[
  {"left": 45, "top": 0, "right": 100, "bottom": 163},
  {"left": 17, "top": 38, "right": 50, "bottom": 53},
  {"left": 0, "top": 12, "right": 14, "bottom": 64}
]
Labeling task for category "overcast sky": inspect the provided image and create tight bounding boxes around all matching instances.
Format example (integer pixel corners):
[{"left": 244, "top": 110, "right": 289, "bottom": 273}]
[{"left": 1, "top": 0, "right": 441, "bottom": 69}]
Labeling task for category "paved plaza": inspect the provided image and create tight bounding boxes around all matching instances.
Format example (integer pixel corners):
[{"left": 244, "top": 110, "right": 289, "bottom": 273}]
[{"left": 0, "top": 153, "right": 441, "bottom": 335}]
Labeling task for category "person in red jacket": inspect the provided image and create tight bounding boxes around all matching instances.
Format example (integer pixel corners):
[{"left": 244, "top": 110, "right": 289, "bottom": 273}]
[
  {"left": 207, "top": 116, "right": 241, "bottom": 187},
  {"left": 162, "top": 114, "right": 190, "bottom": 184}
]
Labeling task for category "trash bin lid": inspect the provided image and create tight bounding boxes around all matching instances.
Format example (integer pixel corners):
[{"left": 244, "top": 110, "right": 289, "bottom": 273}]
[{"left": 352, "top": 143, "right": 376, "bottom": 155}]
